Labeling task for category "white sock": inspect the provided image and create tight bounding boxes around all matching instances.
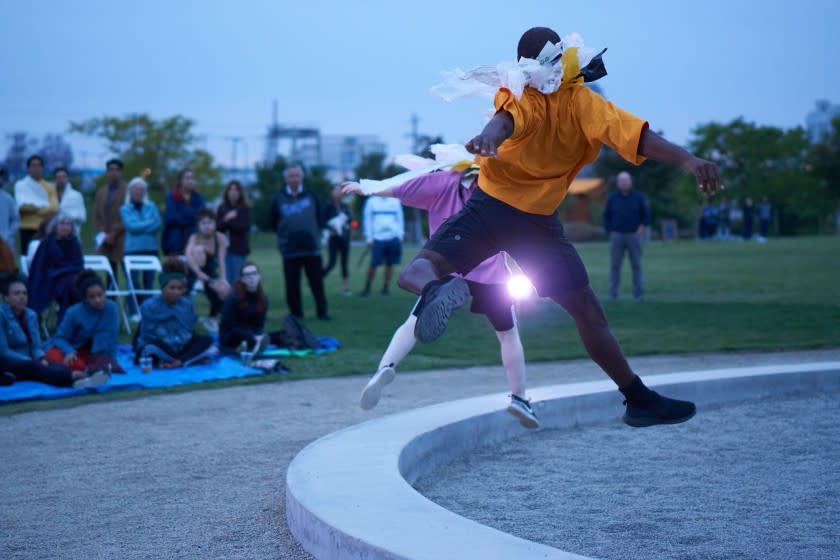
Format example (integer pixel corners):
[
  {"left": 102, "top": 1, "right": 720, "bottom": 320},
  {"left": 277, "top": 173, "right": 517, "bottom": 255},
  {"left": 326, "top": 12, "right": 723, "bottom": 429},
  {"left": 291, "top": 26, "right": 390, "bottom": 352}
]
[
  {"left": 496, "top": 323, "right": 526, "bottom": 398},
  {"left": 379, "top": 314, "right": 418, "bottom": 370}
]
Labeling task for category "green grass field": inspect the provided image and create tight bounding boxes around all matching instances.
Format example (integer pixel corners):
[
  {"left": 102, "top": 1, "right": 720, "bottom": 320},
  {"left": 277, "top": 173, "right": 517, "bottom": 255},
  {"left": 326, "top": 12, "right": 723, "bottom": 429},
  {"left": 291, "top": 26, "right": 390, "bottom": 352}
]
[{"left": 3, "top": 235, "right": 839, "bottom": 415}]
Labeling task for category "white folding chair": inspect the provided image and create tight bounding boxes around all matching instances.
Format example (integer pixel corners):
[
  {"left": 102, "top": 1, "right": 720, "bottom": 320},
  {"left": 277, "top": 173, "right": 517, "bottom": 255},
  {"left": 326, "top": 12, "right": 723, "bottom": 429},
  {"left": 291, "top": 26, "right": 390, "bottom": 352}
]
[
  {"left": 19, "top": 255, "right": 28, "bottom": 277},
  {"left": 83, "top": 255, "right": 132, "bottom": 334},
  {"left": 123, "top": 255, "right": 162, "bottom": 315}
]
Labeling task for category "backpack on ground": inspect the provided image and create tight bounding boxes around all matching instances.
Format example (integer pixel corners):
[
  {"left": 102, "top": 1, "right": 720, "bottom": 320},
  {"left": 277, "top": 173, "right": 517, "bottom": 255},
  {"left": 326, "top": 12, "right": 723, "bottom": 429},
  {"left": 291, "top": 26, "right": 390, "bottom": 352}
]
[{"left": 269, "top": 314, "right": 321, "bottom": 350}]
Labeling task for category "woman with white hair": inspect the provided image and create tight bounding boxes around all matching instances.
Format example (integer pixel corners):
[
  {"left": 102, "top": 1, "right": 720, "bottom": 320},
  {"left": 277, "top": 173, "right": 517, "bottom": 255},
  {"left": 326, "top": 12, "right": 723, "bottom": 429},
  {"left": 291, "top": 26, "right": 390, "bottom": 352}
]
[
  {"left": 120, "top": 177, "right": 162, "bottom": 321},
  {"left": 25, "top": 212, "right": 83, "bottom": 323}
]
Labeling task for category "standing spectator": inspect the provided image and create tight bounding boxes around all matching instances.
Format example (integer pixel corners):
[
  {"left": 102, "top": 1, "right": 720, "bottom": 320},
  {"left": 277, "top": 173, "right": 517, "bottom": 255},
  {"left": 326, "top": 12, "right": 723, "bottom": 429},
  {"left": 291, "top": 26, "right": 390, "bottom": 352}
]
[
  {"left": 0, "top": 168, "right": 20, "bottom": 254},
  {"left": 699, "top": 202, "right": 719, "bottom": 240},
  {"left": 216, "top": 180, "right": 251, "bottom": 283},
  {"left": 135, "top": 258, "right": 217, "bottom": 368},
  {"left": 26, "top": 212, "right": 83, "bottom": 323},
  {"left": 14, "top": 155, "right": 58, "bottom": 254},
  {"left": 219, "top": 261, "right": 268, "bottom": 353},
  {"left": 717, "top": 196, "right": 731, "bottom": 240},
  {"left": 161, "top": 169, "right": 205, "bottom": 256},
  {"left": 361, "top": 194, "right": 404, "bottom": 296},
  {"left": 758, "top": 195, "right": 772, "bottom": 242},
  {"left": 44, "top": 270, "right": 124, "bottom": 373},
  {"left": 602, "top": 171, "right": 650, "bottom": 301},
  {"left": 121, "top": 177, "right": 162, "bottom": 321},
  {"left": 94, "top": 159, "right": 128, "bottom": 277},
  {"left": 269, "top": 166, "right": 329, "bottom": 320},
  {"left": 184, "top": 209, "right": 231, "bottom": 330},
  {"left": 742, "top": 197, "right": 755, "bottom": 240},
  {"left": 322, "top": 184, "right": 353, "bottom": 296},
  {"left": 53, "top": 166, "right": 86, "bottom": 237},
  {"left": 0, "top": 278, "right": 109, "bottom": 388}
]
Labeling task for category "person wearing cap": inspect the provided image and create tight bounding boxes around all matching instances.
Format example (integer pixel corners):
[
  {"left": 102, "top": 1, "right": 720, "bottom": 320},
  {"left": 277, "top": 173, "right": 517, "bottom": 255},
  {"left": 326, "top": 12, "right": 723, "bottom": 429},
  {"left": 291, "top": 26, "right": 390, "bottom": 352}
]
[
  {"left": 135, "top": 258, "right": 217, "bottom": 369},
  {"left": 343, "top": 163, "right": 538, "bottom": 428}
]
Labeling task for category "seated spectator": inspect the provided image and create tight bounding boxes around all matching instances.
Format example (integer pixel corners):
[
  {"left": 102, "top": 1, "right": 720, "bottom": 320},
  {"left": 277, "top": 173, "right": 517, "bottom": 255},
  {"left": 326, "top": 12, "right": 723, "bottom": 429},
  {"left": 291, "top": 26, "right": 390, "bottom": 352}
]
[
  {"left": 219, "top": 261, "right": 268, "bottom": 353},
  {"left": 185, "top": 208, "right": 231, "bottom": 330},
  {"left": 44, "top": 270, "right": 125, "bottom": 373},
  {"left": 121, "top": 176, "right": 162, "bottom": 321},
  {"left": 0, "top": 236, "right": 19, "bottom": 295},
  {"left": 0, "top": 278, "right": 109, "bottom": 388},
  {"left": 26, "top": 212, "right": 84, "bottom": 322},
  {"left": 135, "top": 258, "right": 217, "bottom": 368}
]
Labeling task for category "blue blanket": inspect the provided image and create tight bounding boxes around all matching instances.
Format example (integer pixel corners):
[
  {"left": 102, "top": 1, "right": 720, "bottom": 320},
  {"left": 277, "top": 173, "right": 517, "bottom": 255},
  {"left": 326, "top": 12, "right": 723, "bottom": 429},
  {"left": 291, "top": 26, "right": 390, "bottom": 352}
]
[{"left": 0, "top": 337, "right": 340, "bottom": 404}]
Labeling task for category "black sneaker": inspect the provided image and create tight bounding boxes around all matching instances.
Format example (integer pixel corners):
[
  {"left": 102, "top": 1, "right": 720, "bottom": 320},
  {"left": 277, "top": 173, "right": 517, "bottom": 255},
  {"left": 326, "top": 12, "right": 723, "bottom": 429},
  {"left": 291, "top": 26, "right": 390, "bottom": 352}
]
[
  {"left": 413, "top": 277, "right": 470, "bottom": 343},
  {"left": 0, "top": 371, "right": 16, "bottom": 386},
  {"left": 507, "top": 394, "right": 539, "bottom": 429},
  {"left": 623, "top": 391, "right": 696, "bottom": 427}
]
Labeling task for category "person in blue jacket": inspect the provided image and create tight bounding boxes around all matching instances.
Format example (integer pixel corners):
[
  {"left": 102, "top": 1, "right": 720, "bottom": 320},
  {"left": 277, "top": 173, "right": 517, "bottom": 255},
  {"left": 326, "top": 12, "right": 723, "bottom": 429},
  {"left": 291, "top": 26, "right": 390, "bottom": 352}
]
[
  {"left": 161, "top": 169, "right": 205, "bottom": 256},
  {"left": 0, "top": 277, "right": 109, "bottom": 388},
  {"left": 43, "top": 270, "right": 124, "bottom": 373},
  {"left": 121, "top": 177, "right": 162, "bottom": 319},
  {"left": 135, "top": 258, "right": 217, "bottom": 368}
]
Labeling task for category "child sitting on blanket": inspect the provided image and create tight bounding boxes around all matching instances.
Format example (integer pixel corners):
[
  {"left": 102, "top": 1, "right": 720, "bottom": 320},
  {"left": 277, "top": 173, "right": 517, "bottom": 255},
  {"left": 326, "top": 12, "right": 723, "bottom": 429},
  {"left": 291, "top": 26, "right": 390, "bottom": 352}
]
[
  {"left": 44, "top": 270, "right": 125, "bottom": 373},
  {"left": 135, "top": 258, "right": 218, "bottom": 369}
]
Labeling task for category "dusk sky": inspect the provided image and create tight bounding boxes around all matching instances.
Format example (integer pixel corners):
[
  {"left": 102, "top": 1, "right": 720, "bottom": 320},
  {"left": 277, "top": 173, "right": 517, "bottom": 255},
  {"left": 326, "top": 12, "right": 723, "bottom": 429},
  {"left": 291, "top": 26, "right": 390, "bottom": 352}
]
[{"left": 2, "top": 0, "right": 838, "bottom": 169}]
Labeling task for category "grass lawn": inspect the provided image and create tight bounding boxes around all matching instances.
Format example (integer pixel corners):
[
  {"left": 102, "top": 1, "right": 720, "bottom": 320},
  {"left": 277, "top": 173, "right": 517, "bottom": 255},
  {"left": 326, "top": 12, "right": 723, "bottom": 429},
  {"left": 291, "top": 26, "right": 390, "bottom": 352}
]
[{"left": 3, "top": 234, "right": 838, "bottom": 415}]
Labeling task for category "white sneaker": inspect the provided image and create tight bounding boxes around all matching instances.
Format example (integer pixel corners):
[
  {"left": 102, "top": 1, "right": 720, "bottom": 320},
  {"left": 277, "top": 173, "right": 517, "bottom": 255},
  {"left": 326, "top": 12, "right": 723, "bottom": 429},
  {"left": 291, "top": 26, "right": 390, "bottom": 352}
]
[
  {"left": 129, "top": 313, "right": 142, "bottom": 324},
  {"left": 73, "top": 369, "right": 110, "bottom": 390},
  {"left": 506, "top": 394, "right": 539, "bottom": 429},
  {"left": 359, "top": 364, "right": 396, "bottom": 410}
]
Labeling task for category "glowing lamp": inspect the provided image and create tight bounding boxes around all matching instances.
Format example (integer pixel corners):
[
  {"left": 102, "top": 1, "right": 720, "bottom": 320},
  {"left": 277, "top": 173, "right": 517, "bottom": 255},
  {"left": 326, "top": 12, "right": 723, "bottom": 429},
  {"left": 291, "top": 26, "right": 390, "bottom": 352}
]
[{"left": 507, "top": 274, "right": 534, "bottom": 300}]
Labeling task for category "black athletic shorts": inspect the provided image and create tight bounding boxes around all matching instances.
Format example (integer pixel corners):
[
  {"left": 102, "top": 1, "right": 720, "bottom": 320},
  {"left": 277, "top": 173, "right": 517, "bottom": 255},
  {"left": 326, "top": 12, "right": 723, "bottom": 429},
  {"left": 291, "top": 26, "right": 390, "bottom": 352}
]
[
  {"left": 424, "top": 187, "right": 589, "bottom": 297},
  {"left": 412, "top": 279, "right": 515, "bottom": 332}
]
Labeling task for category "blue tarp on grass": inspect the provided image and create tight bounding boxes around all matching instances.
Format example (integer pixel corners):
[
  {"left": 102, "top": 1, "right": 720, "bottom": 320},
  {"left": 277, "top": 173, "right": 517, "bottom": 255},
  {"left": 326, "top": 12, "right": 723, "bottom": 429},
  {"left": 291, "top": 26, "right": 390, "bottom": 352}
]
[{"left": 0, "top": 337, "right": 340, "bottom": 404}]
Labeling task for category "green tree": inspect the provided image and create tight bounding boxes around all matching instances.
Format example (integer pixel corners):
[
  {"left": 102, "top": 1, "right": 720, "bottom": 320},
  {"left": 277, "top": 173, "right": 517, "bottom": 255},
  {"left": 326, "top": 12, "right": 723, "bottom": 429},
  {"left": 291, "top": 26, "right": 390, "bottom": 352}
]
[
  {"left": 809, "top": 116, "right": 840, "bottom": 233},
  {"left": 68, "top": 114, "right": 222, "bottom": 203},
  {"left": 688, "top": 118, "right": 821, "bottom": 234}
]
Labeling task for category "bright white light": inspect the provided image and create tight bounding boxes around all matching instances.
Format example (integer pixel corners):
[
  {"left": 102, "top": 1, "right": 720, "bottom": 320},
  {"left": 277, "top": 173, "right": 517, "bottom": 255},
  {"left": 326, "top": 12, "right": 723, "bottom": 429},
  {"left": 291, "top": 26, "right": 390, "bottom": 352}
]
[{"left": 507, "top": 274, "right": 534, "bottom": 300}]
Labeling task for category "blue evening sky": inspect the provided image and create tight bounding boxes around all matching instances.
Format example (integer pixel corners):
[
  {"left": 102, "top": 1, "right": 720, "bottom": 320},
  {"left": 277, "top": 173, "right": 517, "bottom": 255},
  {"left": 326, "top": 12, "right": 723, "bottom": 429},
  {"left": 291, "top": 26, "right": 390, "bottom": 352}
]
[{"left": 1, "top": 0, "right": 838, "bottom": 168}]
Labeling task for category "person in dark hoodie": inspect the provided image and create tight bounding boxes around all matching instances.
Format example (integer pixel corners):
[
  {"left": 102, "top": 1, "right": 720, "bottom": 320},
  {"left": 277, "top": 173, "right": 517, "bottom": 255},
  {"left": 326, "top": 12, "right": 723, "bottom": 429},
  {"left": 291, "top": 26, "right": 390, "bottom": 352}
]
[
  {"left": 26, "top": 212, "right": 83, "bottom": 323},
  {"left": 161, "top": 169, "right": 205, "bottom": 256},
  {"left": 269, "top": 165, "right": 329, "bottom": 320}
]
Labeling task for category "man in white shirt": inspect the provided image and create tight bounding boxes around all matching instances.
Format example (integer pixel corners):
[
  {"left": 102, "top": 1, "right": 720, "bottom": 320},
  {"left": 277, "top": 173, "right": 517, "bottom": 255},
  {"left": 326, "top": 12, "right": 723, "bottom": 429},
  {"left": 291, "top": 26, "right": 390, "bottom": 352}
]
[
  {"left": 361, "top": 195, "right": 404, "bottom": 296},
  {"left": 54, "top": 167, "right": 87, "bottom": 237}
]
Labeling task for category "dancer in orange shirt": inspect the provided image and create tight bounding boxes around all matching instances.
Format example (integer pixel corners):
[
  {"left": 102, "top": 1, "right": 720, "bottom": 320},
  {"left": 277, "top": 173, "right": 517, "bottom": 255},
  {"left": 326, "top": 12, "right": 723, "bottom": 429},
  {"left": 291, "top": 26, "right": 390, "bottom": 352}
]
[{"left": 400, "top": 27, "right": 722, "bottom": 427}]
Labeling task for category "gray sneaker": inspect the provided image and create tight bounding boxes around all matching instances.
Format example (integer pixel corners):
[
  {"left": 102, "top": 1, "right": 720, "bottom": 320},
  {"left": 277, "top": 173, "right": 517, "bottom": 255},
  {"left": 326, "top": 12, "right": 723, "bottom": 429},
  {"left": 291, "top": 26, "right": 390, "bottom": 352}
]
[
  {"left": 507, "top": 394, "right": 539, "bottom": 429},
  {"left": 359, "top": 364, "right": 396, "bottom": 410},
  {"left": 414, "top": 277, "right": 470, "bottom": 343},
  {"left": 73, "top": 369, "right": 110, "bottom": 390}
]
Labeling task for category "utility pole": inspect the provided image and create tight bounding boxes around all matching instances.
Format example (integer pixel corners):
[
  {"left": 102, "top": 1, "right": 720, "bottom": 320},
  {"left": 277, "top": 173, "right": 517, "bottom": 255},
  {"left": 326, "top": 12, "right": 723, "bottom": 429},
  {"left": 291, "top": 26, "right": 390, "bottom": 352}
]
[
  {"left": 225, "top": 136, "right": 244, "bottom": 169},
  {"left": 407, "top": 113, "right": 424, "bottom": 244}
]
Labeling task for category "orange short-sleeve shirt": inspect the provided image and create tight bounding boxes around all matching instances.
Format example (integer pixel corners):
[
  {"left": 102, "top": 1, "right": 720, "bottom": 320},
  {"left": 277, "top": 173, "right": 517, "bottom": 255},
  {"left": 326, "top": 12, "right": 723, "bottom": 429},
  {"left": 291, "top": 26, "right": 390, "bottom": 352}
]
[{"left": 477, "top": 85, "right": 649, "bottom": 215}]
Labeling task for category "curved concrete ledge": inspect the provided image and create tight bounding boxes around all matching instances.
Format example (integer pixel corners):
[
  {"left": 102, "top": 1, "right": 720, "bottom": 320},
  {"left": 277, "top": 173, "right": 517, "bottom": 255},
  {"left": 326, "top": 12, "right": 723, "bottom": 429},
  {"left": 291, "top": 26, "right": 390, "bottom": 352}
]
[{"left": 286, "top": 362, "right": 840, "bottom": 560}]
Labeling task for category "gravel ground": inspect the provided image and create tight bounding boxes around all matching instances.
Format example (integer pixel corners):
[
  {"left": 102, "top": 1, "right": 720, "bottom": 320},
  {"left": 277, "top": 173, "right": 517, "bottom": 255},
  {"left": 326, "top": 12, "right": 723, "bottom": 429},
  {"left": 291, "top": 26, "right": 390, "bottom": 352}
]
[
  {"left": 2, "top": 348, "right": 838, "bottom": 560},
  {"left": 417, "top": 391, "right": 840, "bottom": 560}
]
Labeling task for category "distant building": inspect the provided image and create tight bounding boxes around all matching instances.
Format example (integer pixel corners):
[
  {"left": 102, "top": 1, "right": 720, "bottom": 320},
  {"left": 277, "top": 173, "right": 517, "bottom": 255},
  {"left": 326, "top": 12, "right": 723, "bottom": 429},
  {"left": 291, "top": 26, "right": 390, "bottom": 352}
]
[
  {"left": 221, "top": 167, "right": 258, "bottom": 186},
  {"left": 806, "top": 100, "right": 840, "bottom": 143},
  {"left": 319, "top": 134, "right": 387, "bottom": 181}
]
